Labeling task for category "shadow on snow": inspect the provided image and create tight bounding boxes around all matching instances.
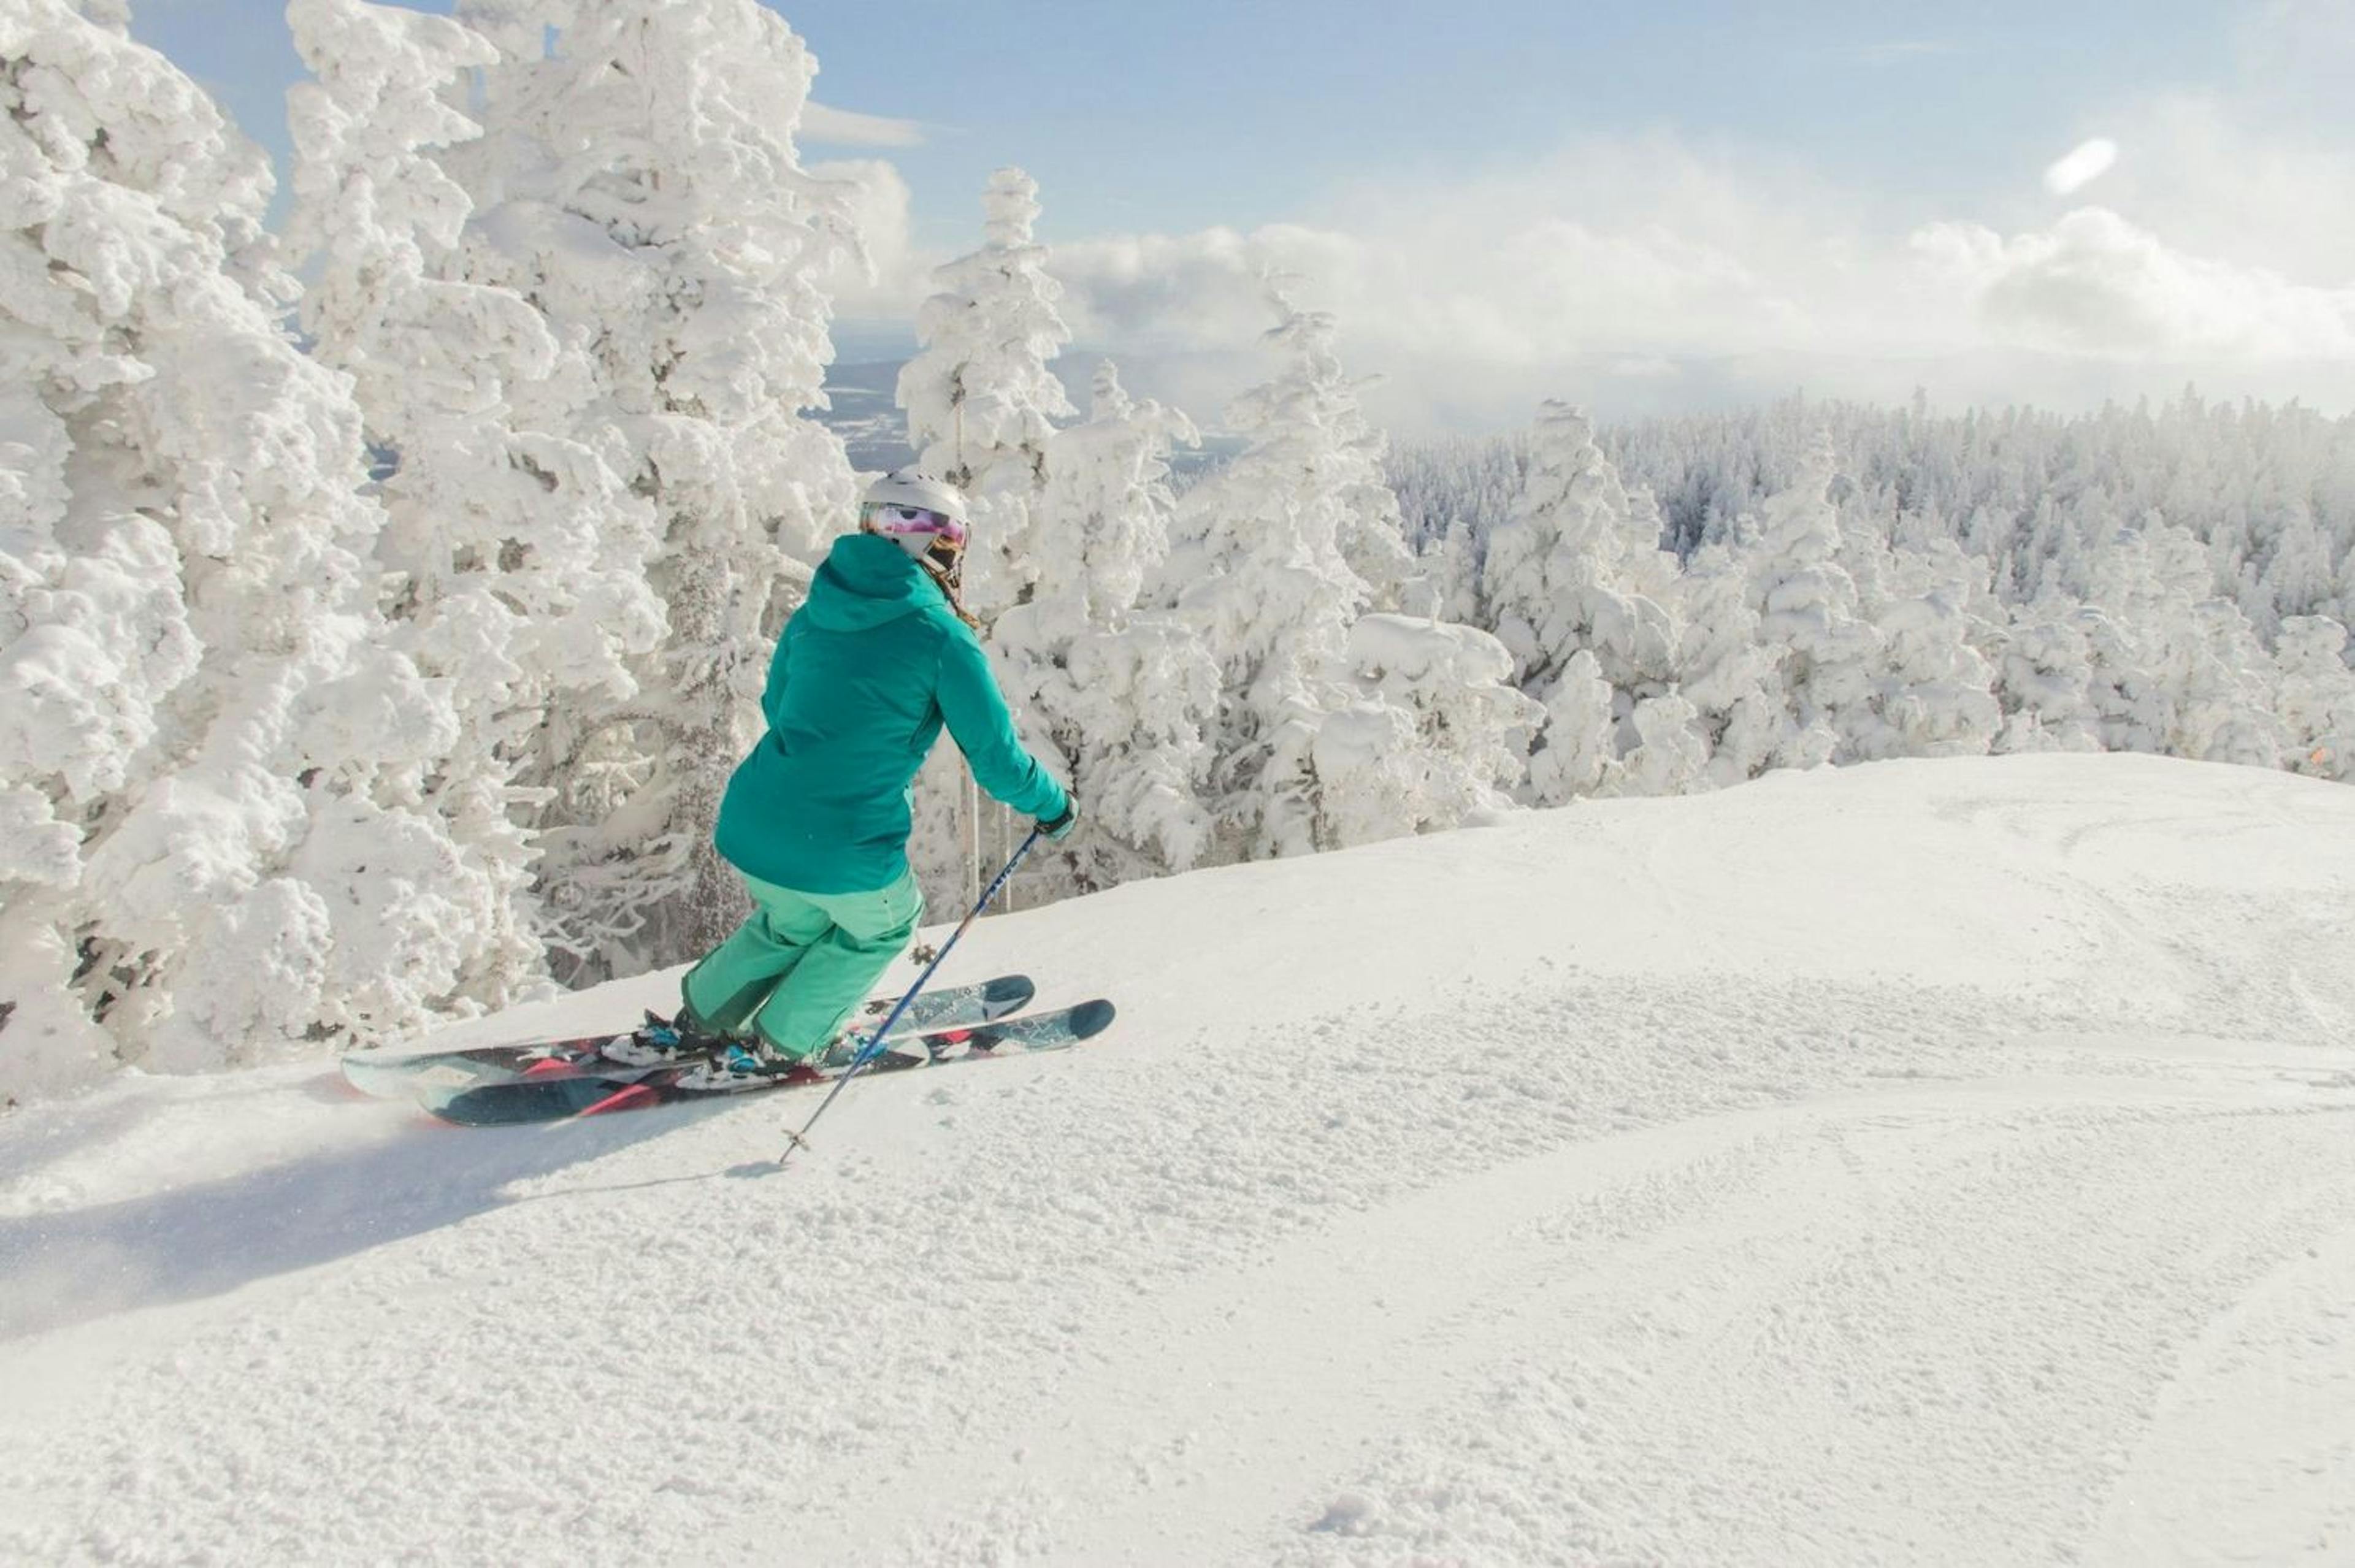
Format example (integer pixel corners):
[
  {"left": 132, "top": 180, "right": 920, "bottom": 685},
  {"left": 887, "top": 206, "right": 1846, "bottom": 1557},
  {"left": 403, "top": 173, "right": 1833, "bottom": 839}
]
[{"left": 0, "top": 1076, "right": 742, "bottom": 1340}]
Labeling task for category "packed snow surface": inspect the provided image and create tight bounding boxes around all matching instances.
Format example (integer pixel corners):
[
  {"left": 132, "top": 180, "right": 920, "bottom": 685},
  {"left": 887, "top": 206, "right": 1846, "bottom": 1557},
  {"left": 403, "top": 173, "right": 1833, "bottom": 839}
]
[{"left": 4, "top": 754, "right": 2354, "bottom": 1566}]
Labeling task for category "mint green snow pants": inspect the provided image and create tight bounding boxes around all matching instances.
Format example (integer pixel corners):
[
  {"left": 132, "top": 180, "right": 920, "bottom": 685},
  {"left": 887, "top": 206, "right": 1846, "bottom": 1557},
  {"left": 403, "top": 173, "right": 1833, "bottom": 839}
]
[{"left": 679, "top": 869, "right": 924, "bottom": 1060}]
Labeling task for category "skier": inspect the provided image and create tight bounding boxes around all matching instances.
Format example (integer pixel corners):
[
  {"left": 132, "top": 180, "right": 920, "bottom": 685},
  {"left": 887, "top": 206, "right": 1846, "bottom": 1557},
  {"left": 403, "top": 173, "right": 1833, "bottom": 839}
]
[{"left": 610, "top": 470, "right": 1074, "bottom": 1084}]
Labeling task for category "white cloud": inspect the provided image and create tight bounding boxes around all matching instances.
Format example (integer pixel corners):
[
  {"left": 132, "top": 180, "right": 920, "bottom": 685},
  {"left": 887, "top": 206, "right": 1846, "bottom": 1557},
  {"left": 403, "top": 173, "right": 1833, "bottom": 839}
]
[
  {"left": 1056, "top": 138, "right": 1872, "bottom": 364},
  {"left": 2066, "top": 6, "right": 2355, "bottom": 279},
  {"left": 1917, "top": 207, "right": 2355, "bottom": 360},
  {"left": 802, "top": 101, "right": 926, "bottom": 148},
  {"left": 1033, "top": 139, "right": 1910, "bottom": 429},
  {"left": 2081, "top": 92, "right": 2355, "bottom": 283},
  {"left": 811, "top": 159, "right": 931, "bottom": 319},
  {"left": 1025, "top": 129, "right": 2355, "bottom": 436},
  {"left": 819, "top": 4, "right": 2354, "bottom": 436},
  {"left": 2043, "top": 138, "right": 2119, "bottom": 196}
]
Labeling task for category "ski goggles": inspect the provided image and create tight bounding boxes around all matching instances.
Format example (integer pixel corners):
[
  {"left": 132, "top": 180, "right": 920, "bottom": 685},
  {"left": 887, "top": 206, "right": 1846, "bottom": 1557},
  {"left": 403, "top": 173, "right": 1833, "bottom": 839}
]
[{"left": 860, "top": 501, "right": 968, "bottom": 549}]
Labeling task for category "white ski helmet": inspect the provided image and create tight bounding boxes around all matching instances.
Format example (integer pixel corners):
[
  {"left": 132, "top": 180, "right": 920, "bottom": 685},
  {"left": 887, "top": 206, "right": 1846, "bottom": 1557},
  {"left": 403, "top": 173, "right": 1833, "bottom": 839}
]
[
  {"left": 860, "top": 469, "right": 969, "bottom": 541},
  {"left": 858, "top": 468, "right": 972, "bottom": 600}
]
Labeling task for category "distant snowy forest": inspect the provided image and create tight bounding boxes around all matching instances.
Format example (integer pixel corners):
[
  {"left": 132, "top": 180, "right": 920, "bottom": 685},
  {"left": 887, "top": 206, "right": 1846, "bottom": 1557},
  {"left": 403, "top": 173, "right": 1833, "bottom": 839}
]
[{"left": 5, "top": 0, "right": 2352, "bottom": 1101}]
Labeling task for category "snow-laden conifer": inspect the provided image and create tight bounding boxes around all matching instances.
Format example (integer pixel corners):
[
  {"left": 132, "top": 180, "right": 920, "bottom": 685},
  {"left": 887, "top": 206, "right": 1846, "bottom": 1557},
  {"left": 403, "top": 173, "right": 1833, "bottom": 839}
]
[
  {"left": 2251, "top": 514, "right": 2336, "bottom": 645},
  {"left": 1391, "top": 434, "right": 1518, "bottom": 623},
  {"left": 1425, "top": 516, "right": 1487, "bottom": 627},
  {"left": 1171, "top": 294, "right": 1376, "bottom": 857},
  {"left": 1744, "top": 437, "right": 1878, "bottom": 767},
  {"left": 2275, "top": 616, "right": 2355, "bottom": 782},
  {"left": 1483, "top": 401, "right": 1688, "bottom": 792},
  {"left": 1991, "top": 597, "right": 2107, "bottom": 753},
  {"left": 1483, "top": 402, "right": 1680, "bottom": 702},
  {"left": 1328, "top": 614, "right": 1542, "bottom": 837},
  {"left": 1, "top": 0, "right": 481, "bottom": 1098},
  {"left": 286, "top": 0, "right": 664, "bottom": 1003},
  {"left": 1333, "top": 427, "right": 1420, "bottom": 619},
  {"left": 897, "top": 166, "right": 1074, "bottom": 624},
  {"left": 892, "top": 166, "right": 1078, "bottom": 908},
  {"left": 1398, "top": 393, "right": 2355, "bottom": 791},
  {"left": 1170, "top": 289, "right": 1502, "bottom": 854},
  {"left": 1868, "top": 540, "right": 2002, "bottom": 759},
  {"left": 1526, "top": 650, "right": 1619, "bottom": 803},
  {"left": 1170, "top": 293, "right": 1531, "bottom": 846},
  {"left": 2181, "top": 601, "right": 2287, "bottom": 768},
  {"left": 443, "top": 0, "right": 860, "bottom": 976},
  {"left": 1610, "top": 692, "right": 1710, "bottom": 797},
  {"left": 994, "top": 363, "right": 1215, "bottom": 894},
  {"left": 2081, "top": 521, "right": 2284, "bottom": 765},
  {"left": 1676, "top": 541, "right": 1788, "bottom": 786}
]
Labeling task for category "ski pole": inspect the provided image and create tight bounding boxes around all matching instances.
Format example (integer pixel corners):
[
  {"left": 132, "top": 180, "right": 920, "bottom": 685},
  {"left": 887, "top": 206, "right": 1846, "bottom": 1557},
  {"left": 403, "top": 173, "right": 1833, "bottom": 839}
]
[{"left": 779, "top": 827, "right": 1042, "bottom": 1167}]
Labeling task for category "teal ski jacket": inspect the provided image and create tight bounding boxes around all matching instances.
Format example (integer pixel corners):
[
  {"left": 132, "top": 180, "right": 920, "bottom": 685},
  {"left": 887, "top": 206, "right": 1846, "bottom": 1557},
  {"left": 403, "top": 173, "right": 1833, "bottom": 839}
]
[{"left": 713, "top": 532, "right": 1069, "bottom": 895}]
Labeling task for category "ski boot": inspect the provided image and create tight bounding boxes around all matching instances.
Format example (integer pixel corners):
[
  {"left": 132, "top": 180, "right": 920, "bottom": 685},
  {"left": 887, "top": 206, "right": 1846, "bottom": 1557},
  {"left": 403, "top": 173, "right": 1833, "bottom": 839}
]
[
  {"left": 675, "top": 1036, "right": 830, "bottom": 1092},
  {"left": 602, "top": 1009, "right": 732, "bottom": 1068}
]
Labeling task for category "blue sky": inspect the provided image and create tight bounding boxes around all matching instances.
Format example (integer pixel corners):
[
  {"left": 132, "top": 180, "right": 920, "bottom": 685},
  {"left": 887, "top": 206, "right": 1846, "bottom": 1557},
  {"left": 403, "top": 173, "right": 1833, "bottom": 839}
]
[
  {"left": 126, "top": 0, "right": 2355, "bottom": 430},
  {"left": 135, "top": 0, "right": 2256, "bottom": 242},
  {"left": 792, "top": 0, "right": 2256, "bottom": 243}
]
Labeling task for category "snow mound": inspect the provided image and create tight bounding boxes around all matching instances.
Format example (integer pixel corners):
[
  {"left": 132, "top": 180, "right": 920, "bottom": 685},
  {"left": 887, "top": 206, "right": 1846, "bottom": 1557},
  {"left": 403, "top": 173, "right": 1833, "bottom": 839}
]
[{"left": 3, "top": 754, "right": 2353, "bottom": 1565}]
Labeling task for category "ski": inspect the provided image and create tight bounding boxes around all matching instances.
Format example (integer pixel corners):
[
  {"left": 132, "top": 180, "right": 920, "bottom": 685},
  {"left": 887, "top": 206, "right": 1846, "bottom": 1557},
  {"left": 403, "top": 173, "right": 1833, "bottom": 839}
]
[
  {"left": 424, "top": 998, "right": 1116, "bottom": 1128},
  {"left": 340, "top": 974, "right": 1037, "bottom": 1103}
]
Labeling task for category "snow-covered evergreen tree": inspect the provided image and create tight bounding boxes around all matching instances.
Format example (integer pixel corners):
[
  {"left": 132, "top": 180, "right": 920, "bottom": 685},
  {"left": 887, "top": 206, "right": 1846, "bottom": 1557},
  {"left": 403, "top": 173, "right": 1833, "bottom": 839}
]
[
  {"left": 1172, "top": 294, "right": 1377, "bottom": 859},
  {"left": 1300, "top": 700, "right": 1420, "bottom": 849},
  {"left": 1398, "top": 391, "right": 2353, "bottom": 792},
  {"left": 2, "top": 0, "right": 483, "bottom": 1098},
  {"left": 1332, "top": 421, "right": 1419, "bottom": 619},
  {"left": 1482, "top": 401, "right": 1687, "bottom": 789},
  {"left": 2254, "top": 514, "right": 2336, "bottom": 644},
  {"left": 2083, "top": 521, "right": 2284, "bottom": 766},
  {"left": 1869, "top": 540, "right": 2002, "bottom": 759},
  {"left": 994, "top": 362, "right": 1215, "bottom": 895},
  {"left": 1991, "top": 597, "right": 2107, "bottom": 753},
  {"left": 1152, "top": 314, "right": 1555, "bottom": 842},
  {"left": 1391, "top": 432, "right": 1520, "bottom": 625},
  {"left": 1676, "top": 541, "right": 1788, "bottom": 787},
  {"left": 1174, "top": 293, "right": 1513, "bottom": 852},
  {"left": 1609, "top": 691, "right": 1709, "bottom": 797},
  {"left": 1425, "top": 514, "right": 1487, "bottom": 627},
  {"left": 893, "top": 166, "right": 1075, "bottom": 910},
  {"left": 2182, "top": 600, "right": 2287, "bottom": 768},
  {"left": 1174, "top": 290, "right": 1500, "bottom": 854},
  {"left": 2275, "top": 616, "right": 2355, "bottom": 782},
  {"left": 1483, "top": 401, "right": 1679, "bottom": 703},
  {"left": 286, "top": 0, "right": 665, "bottom": 1004},
  {"left": 1525, "top": 650, "right": 1619, "bottom": 803},
  {"left": 897, "top": 166, "right": 1074, "bottom": 624},
  {"left": 442, "top": 0, "right": 861, "bottom": 976},
  {"left": 1327, "top": 614, "right": 1542, "bottom": 838},
  {"left": 1744, "top": 437, "right": 1878, "bottom": 767}
]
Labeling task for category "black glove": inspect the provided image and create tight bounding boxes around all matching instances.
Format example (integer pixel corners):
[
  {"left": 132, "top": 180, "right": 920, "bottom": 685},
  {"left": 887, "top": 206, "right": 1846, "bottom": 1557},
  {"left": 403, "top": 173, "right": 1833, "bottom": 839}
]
[{"left": 1039, "top": 799, "right": 1079, "bottom": 841}]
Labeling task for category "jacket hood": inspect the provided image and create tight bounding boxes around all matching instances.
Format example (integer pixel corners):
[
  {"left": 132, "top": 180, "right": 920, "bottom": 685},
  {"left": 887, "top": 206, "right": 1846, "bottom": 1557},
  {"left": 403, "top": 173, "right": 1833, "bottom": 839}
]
[{"left": 802, "top": 533, "right": 946, "bottom": 632}]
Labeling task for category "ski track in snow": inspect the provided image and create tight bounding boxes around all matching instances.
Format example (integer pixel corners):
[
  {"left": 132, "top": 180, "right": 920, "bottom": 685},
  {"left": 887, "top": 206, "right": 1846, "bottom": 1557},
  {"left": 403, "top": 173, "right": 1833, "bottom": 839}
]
[{"left": 2, "top": 755, "right": 2354, "bottom": 1566}]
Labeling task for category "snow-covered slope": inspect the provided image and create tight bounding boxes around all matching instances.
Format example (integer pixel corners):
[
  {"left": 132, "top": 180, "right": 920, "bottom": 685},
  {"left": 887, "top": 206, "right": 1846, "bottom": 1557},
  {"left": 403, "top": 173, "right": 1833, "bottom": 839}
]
[{"left": 4, "top": 754, "right": 2354, "bottom": 1566}]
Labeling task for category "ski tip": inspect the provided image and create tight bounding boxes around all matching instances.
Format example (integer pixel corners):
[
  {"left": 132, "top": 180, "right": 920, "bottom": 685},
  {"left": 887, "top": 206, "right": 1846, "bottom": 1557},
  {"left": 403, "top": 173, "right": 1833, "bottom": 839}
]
[
  {"left": 1066, "top": 999, "right": 1117, "bottom": 1039},
  {"left": 983, "top": 974, "right": 1036, "bottom": 1004}
]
